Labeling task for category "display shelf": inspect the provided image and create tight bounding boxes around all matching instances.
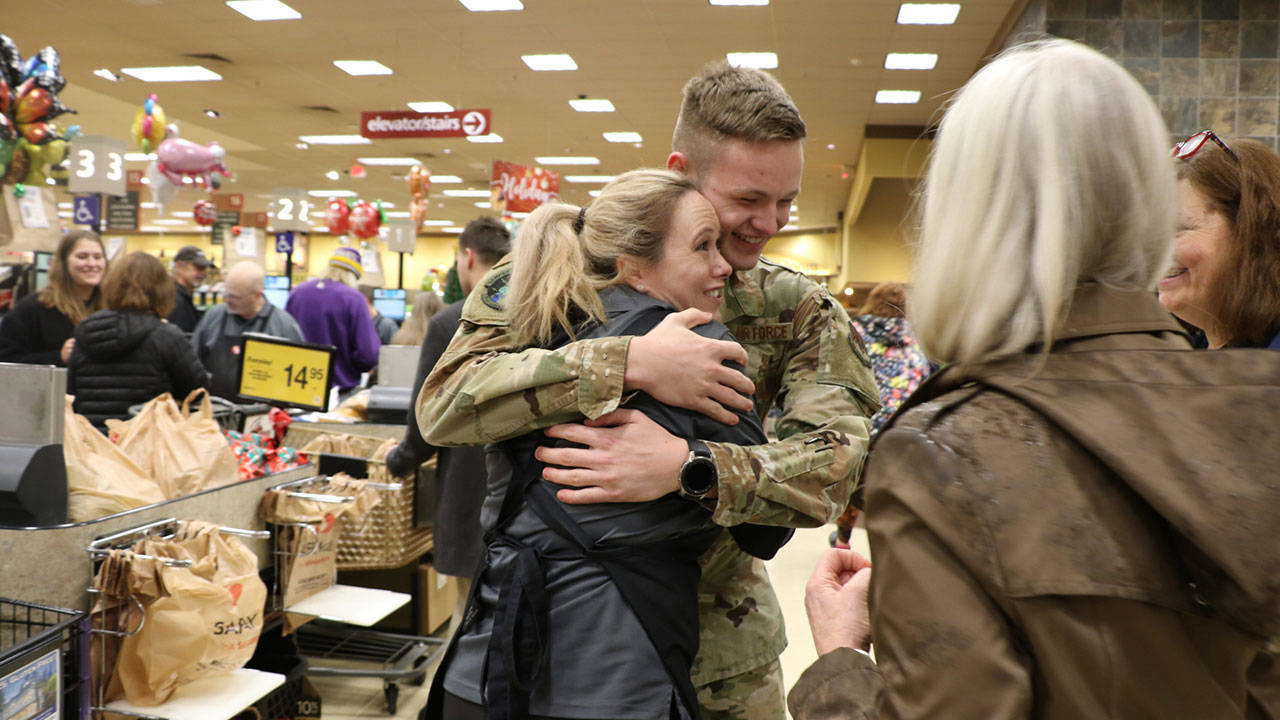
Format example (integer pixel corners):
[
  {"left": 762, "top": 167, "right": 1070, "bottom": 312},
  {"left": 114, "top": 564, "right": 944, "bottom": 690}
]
[
  {"left": 103, "top": 668, "right": 284, "bottom": 720},
  {"left": 284, "top": 583, "right": 410, "bottom": 627}
]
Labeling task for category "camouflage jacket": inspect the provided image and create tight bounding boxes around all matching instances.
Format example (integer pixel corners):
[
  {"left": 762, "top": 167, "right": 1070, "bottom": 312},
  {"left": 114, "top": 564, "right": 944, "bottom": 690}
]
[{"left": 418, "top": 256, "right": 880, "bottom": 683}]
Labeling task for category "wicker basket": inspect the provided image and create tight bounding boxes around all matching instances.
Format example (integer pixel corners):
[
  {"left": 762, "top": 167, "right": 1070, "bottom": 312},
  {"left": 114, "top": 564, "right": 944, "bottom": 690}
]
[{"left": 298, "top": 434, "right": 435, "bottom": 570}]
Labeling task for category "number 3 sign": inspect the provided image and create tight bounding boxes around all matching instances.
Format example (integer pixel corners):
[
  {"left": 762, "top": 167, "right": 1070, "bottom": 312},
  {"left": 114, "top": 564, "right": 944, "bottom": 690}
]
[{"left": 67, "top": 135, "right": 127, "bottom": 197}]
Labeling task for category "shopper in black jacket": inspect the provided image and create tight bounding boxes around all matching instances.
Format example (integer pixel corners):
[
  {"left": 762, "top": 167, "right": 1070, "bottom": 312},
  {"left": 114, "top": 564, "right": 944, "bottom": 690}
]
[
  {"left": 69, "top": 252, "right": 209, "bottom": 430},
  {"left": 0, "top": 230, "right": 106, "bottom": 366}
]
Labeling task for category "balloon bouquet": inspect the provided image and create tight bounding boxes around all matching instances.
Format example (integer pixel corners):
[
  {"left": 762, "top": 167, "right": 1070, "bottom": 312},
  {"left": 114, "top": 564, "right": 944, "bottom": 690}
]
[
  {"left": 408, "top": 164, "right": 430, "bottom": 231},
  {"left": 134, "top": 94, "right": 232, "bottom": 210},
  {"left": 0, "top": 35, "right": 77, "bottom": 190},
  {"left": 325, "top": 197, "right": 384, "bottom": 239}
]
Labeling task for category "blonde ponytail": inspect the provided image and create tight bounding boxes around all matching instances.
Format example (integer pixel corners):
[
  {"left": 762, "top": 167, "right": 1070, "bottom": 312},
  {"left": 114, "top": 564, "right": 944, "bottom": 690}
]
[{"left": 508, "top": 203, "right": 608, "bottom": 347}]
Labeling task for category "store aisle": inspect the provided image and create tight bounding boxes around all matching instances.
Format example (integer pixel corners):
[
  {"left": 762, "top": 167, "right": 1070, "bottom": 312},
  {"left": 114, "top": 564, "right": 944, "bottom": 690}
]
[{"left": 315, "top": 523, "right": 861, "bottom": 719}]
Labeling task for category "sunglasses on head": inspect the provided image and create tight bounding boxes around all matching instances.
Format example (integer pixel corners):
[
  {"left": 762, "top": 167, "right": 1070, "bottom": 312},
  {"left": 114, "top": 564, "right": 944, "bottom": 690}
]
[{"left": 1172, "top": 129, "right": 1239, "bottom": 164}]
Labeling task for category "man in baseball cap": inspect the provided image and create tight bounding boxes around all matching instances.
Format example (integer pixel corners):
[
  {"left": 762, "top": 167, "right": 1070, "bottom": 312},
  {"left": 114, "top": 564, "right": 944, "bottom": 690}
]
[{"left": 167, "top": 246, "right": 212, "bottom": 332}]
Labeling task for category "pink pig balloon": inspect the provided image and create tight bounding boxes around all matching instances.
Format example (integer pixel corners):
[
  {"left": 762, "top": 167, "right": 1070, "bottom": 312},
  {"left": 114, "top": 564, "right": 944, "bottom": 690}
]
[{"left": 154, "top": 131, "right": 231, "bottom": 191}]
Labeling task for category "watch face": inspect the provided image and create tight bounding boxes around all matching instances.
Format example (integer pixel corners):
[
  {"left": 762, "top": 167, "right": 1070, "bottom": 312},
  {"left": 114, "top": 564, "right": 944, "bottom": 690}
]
[{"left": 681, "top": 457, "right": 717, "bottom": 496}]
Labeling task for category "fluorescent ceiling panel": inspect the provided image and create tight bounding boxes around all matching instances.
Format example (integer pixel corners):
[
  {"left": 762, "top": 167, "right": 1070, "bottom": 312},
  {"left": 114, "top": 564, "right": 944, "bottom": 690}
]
[
  {"left": 226, "top": 0, "right": 301, "bottom": 20},
  {"left": 308, "top": 189, "right": 357, "bottom": 197},
  {"left": 475, "top": 202, "right": 492, "bottom": 208},
  {"left": 884, "top": 52, "right": 938, "bottom": 70},
  {"left": 875, "top": 90, "right": 922, "bottom": 104},
  {"left": 298, "top": 134, "right": 371, "bottom": 145},
  {"left": 93, "top": 68, "right": 119, "bottom": 81},
  {"left": 522, "top": 54, "right": 578, "bottom": 71},
  {"left": 897, "top": 3, "right": 961, "bottom": 24},
  {"left": 569, "top": 98, "right": 615, "bottom": 112},
  {"left": 459, "top": 0, "right": 523, "bottom": 10},
  {"left": 124, "top": 152, "right": 156, "bottom": 162},
  {"left": 710, "top": 0, "right": 768, "bottom": 4},
  {"left": 408, "top": 101, "right": 454, "bottom": 112},
  {"left": 422, "top": 219, "right": 453, "bottom": 225},
  {"left": 442, "top": 227, "right": 465, "bottom": 233},
  {"left": 431, "top": 175, "right": 463, "bottom": 183},
  {"left": 443, "top": 189, "right": 492, "bottom": 197},
  {"left": 535, "top": 156, "right": 600, "bottom": 165},
  {"left": 121, "top": 65, "right": 222, "bottom": 82},
  {"left": 603, "top": 131, "right": 642, "bottom": 143},
  {"left": 726, "top": 52, "right": 777, "bottom": 69},
  {"left": 565, "top": 175, "right": 618, "bottom": 183},
  {"left": 466, "top": 133, "right": 504, "bottom": 143},
  {"left": 334, "top": 60, "right": 393, "bottom": 76},
  {"left": 356, "top": 157, "right": 424, "bottom": 166}
]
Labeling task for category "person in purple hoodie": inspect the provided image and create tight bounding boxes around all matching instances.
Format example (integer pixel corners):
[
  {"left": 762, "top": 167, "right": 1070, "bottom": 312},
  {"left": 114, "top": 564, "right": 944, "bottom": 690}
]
[{"left": 285, "top": 247, "right": 380, "bottom": 392}]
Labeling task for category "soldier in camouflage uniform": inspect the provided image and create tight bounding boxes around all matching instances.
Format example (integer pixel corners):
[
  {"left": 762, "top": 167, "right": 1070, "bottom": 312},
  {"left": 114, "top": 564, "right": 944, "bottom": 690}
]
[{"left": 418, "top": 61, "right": 880, "bottom": 720}]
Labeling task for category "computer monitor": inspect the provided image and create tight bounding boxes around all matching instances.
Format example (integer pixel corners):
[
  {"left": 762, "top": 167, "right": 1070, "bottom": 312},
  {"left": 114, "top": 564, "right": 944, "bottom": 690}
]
[
  {"left": 373, "top": 288, "right": 406, "bottom": 321},
  {"left": 263, "top": 275, "right": 290, "bottom": 308}
]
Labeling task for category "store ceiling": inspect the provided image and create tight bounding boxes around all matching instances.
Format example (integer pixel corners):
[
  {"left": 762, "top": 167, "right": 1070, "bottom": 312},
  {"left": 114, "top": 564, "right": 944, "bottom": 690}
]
[{"left": 4, "top": 0, "right": 1019, "bottom": 234}]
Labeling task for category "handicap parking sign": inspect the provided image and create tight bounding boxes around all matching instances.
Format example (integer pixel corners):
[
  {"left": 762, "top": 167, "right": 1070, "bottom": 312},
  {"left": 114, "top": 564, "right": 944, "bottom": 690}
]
[{"left": 72, "top": 195, "right": 101, "bottom": 227}]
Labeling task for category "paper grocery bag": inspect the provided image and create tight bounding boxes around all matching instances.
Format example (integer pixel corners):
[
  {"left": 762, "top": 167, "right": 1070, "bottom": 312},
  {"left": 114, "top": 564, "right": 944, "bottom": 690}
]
[
  {"left": 178, "top": 390, "right": 240, "bottom": 493},
  {"left": 64, "top": 397, "right": 165, "bottom": 521},
  {"left": 107, "top": 391, "right": 240, "bottom": 499},
  {"left": 111, "top": 521, "right": 267, "bottom": 706}
]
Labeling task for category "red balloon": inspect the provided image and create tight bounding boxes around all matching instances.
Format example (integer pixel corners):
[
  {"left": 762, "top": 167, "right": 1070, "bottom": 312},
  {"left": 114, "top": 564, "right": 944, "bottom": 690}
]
[
  {"left": 14, "top": 86, "right": 51, "bottom": 123},
  {"left": 349, "top": 201, "right": 381, "bottom": 239},
  {"left": 193, "top": 199, "right": 216, "bottom": 226},
  {"left": 325, "top": 198, "right": 350, "bottom": 234}
]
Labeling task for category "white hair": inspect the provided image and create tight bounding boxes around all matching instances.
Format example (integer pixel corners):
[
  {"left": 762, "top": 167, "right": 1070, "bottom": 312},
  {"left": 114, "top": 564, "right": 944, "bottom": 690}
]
[{"left": 910, "top": 39, "right": 1176, "bottom": 367}]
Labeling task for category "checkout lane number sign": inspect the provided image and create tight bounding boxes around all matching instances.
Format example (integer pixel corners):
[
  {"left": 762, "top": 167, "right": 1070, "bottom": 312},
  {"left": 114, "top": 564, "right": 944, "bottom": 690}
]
[{"left": 238, "top": 333, "right": 336, "bottom": 411}]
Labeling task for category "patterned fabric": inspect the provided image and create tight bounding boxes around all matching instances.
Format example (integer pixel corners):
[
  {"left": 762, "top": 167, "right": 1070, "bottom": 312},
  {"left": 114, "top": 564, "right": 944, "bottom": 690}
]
[{"left": 850, "top": 314, "right": 932, "bottom": 434}]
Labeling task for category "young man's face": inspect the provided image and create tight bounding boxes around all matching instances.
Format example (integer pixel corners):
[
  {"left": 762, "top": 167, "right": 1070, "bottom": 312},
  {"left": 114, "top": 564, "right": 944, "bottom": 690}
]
[{"left": 674, "top": 138, "right": 803, "bottom": 272}]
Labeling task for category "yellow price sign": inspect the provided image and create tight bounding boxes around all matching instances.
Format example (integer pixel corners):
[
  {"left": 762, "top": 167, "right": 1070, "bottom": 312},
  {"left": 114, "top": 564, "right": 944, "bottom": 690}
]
[{"left": 238, "top": 333, "right": 336, "bottom": 410}]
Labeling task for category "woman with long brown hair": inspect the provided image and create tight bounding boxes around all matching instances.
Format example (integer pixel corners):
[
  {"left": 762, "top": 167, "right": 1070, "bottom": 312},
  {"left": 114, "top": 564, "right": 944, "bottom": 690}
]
[{"left": 0, "top": 230, "right": 106, "bottom": 365}]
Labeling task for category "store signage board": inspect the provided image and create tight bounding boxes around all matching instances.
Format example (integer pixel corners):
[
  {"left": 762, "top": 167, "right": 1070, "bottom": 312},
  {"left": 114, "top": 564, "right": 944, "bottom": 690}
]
[
  {"left": 384, "top": 221, "right": 416, "bottom": 253},
  {"left": 238, "top": 333, "right": 335, "bottom": 411},
  {"left": 105, "top": 191, "right": 139, "bottom": 231},
  {"left": 360, "top": 109, "right": 491, "bottom": 139},
  {"left": 67, "top": 135, "right": 126, "bottom": 197},
  {"left": 491, "top": 161, "right": 560, "bottom": 214},
  {"left": 271, "top": 191, "right": 314, "bottom": 232}
]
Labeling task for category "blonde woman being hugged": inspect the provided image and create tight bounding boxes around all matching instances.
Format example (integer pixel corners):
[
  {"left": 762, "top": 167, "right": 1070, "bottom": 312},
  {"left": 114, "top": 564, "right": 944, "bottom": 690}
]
[
  {"left": 426, "top": 169, "right": 790, "bottom": 720},
  {"left": 0, "top": 230, "right": 106, "bottom": 366}
]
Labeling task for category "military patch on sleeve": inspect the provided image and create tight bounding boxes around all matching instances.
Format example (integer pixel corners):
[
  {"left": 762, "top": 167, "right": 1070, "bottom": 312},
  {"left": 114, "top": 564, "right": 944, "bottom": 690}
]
[
  {"left": 481, "top": 266, "right": 512, "bottom": 311},
  {"left": 735, "top": 323, "right": 795, "bottom": 343},
  {"left": 848, "top": 321, "right": 873, "bottom": 369}
]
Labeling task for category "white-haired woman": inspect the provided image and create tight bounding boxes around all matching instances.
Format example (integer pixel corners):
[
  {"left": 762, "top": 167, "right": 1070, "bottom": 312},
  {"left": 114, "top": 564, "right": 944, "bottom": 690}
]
[
  {"left": 426, "top": 169, "right": 790, "bottom": 720},
  {"left": 790, "top": 39, "right": 1280, "bottom": 718}
]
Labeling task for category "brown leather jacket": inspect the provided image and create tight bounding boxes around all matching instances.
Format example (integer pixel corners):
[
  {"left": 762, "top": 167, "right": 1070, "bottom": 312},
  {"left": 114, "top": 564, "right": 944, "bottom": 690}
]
[{"left": 790, "top": 285, "right": 1280, "bottom": 719}]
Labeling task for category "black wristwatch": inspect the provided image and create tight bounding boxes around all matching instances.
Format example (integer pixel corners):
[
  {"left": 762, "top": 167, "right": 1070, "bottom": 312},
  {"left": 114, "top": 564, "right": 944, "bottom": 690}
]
[{"left": 679, "top": 440, "right": 718, "bottom": 498}]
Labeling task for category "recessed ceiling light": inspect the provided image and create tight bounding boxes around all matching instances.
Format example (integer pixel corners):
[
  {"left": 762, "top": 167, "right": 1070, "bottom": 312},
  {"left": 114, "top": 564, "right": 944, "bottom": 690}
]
[
  {"left": 204, "top": 108, "right": 222, "bottom": 118},
  {"left": 124, "top": 152, "right": 156, "bottom": 162},
  {"left": 121, "top": 65, "right": 222, "bottom": 82},
  {"left": 295, "top": 142, "right": 309, "bottom": 149},
  {"left": 569, "top": 98, "right": 615, "bottom": 112},
  {"left": 884, "top": 52, "right": 939, "bottom": 70},
  {"left": 297, "top": 134, "right": 371, "bottom": 145},
  {"left": 826, "top": 144, "right": 836, "bottom": 150},
  {"left": 458, "top": 0, "right": 523, "bottom": 10},
  {"left": 325, "top": 170, "right": 340, "bottom": 180},
  {"left": 897, "top": 3, "right": 961, "bottom": 24},
  {"left": 308, "top": 189, "right": 357, "bottom": 197},
  {"left": 356, "top": 157, "right": 424, "bottom": 166},
  {"left": 140, "top": 177, "right": 151, "bottom": 185},
  {"left": 726, "top": 52, "right": 778, "bottom": 69},
  {"left": 93, "top": 68, "right": 120, "bottom": 81},
  {"left": 466, "top": 133, "right": 504, "bottom": 143},
  {"left": 603, "top": 131, "right": 643, "bottom": 143},
  {"left": 565, "top": 175, "right": 617, "bottom": 183},
  {"left": 588, "top": 190, "right": 603, "bottom": 198},
  {"left": 226, "top": 0, "right": 301, "bottom": 20},
  {"left": 408, "top": 101, "right": 455, "bottom": 112},
  {"left": 475, "top": 201, "right": 492, "bottom": 208},
  {"left": 334, "top": 60, "right": 393, "bottom": 76},
  {"left": 875, "top": 90, "right": 922, "bottom": 104},
  {"left": 710, "top": 0, "right": 768, "bottom": 4},
  {"left": 522, "top": 54, "right": 578, "bottom": 71},
  {"left": 443, "top": 189, "right": 492, "bottom": 197},
  {"left": 535, "top": 156, "right": 600, "bottom": 165},
  {"left": 431, "top": 175, "right": 464, "bottom": 183},
  {"left": 422, "top": 219, "right": 453, "bottom": 225}
]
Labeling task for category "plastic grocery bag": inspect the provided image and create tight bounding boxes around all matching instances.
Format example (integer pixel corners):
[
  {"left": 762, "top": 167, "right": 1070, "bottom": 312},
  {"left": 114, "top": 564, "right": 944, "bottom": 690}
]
[
  {"left": 110, "top": 521, "right": 268, "bottom": 705},
  {"left": 65, "top": 397, "right": 165, "bottom": 521}
]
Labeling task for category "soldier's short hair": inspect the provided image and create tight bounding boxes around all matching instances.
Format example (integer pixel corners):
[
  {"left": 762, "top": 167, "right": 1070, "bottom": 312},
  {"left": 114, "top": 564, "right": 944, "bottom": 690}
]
[
  {"left": 459, "top": 216, "right": 512, "bottom": 266},
  {"left": 672, "top": 61, "right": 806, "bottom": 175}
]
